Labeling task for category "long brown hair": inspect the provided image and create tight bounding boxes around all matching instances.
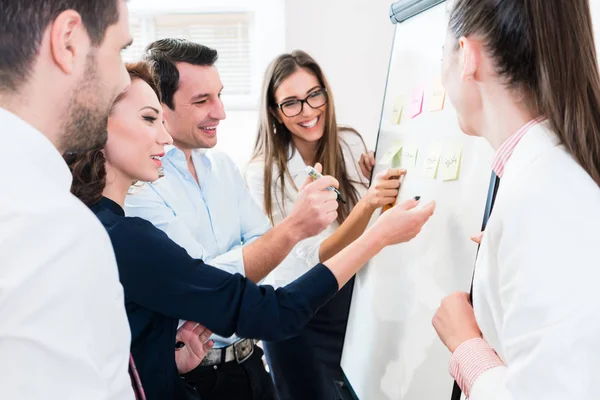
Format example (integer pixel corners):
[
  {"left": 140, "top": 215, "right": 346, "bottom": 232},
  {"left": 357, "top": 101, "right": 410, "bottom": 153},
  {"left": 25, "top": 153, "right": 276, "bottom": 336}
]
[
  {"left": 449, "top": 0, "right": 600, "bottom": 186},
  {"left": 252, "top": 50, "right": 367, "bottom": 225},
  {"left": 65, "top": 61, "right": 163, "bottom": 206}
]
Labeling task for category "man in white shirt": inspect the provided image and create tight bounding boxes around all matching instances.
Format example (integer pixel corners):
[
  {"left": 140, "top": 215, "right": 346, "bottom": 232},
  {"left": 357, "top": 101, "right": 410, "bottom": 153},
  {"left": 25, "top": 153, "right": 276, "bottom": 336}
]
[
  {"left": 0, "top": 1, "right": 136, "bottom": 398},
  {"left": 125, "top": 39, "right": 339, "bottom": 400}
]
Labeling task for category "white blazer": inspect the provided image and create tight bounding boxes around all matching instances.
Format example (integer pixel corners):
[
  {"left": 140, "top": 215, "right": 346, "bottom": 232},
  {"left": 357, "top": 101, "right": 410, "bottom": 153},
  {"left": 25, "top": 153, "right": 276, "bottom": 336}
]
[
  {"left": 471, "top": 122, "right": 600, "bottom": 399},
  {"left": 245, "top": 130, "right": 368, "bottom": 287}
]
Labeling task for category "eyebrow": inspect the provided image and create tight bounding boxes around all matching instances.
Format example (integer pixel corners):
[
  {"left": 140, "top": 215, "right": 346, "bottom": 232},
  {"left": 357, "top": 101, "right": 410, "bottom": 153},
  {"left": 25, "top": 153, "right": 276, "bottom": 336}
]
[
  {"left": 190, "top": 93, "right": 209, "bottom": 102},
  {"left": 139, "top": 106, "right": 160, "bottom": 113},
  {"left": 190, "top": 86, "right": 224, "bottom": 102},
  {"left": 280, "top": 86, "right": 321, "bottom": 103}
]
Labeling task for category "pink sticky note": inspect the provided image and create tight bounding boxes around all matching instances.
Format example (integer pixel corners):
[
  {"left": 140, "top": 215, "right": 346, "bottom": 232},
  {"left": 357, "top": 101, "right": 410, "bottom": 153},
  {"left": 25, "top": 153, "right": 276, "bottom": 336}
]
[{"left": 409, "top": 87, "right": 424, "bottom": 118}]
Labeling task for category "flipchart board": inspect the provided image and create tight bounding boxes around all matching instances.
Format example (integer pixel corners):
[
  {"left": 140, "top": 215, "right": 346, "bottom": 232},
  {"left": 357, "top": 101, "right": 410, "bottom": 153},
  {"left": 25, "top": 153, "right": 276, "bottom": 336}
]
[{"left": 341, "top": 1, "right": 600, "bottom": 399}]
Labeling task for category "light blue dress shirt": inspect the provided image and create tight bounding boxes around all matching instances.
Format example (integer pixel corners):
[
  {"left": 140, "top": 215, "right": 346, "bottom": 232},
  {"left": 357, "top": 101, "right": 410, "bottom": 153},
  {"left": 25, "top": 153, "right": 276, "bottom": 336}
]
[{"left": 125, "top": 147, "right": 271, "bottom": 347}]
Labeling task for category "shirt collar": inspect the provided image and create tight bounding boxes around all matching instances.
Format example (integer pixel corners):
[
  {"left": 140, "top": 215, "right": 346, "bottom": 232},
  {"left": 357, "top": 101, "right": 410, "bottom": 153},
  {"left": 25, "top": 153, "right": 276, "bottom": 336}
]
[
  {"left": 1, "top": 106, "right": 72, "bottom": 191},
  {"left": 165, "top": 146, "right": 213, "bottom": 174},
  {"left": 491, "top": 116, "right": 546, "bottom": 178},
  {"left": 98, "top": 196, "right": 125, "bottom": 216}
]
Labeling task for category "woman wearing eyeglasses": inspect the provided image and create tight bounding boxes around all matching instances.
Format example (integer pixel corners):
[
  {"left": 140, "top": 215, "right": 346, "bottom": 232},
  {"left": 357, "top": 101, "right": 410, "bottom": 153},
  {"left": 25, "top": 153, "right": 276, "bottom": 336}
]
[{"left": 246, "top": 50, "right": 403, "bottom": 400}]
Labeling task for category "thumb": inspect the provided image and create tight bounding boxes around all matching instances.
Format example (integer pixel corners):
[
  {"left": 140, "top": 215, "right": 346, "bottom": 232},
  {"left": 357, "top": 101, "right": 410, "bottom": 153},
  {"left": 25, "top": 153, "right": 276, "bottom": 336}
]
[
  {"left": 416, "top": 200, "right": 436, "bottom": 216},
  {"left": 300, "top": 163, "right": 323, "bottom": 190},
  {"left": 397, "top": 198, "right": 419, "bottom": 211}
]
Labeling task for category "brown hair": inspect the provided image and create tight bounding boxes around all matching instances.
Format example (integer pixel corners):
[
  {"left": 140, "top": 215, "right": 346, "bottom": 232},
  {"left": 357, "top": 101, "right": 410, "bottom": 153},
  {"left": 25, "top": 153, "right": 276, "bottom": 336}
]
[
  {"left": 65, "top": 61, "right": 162, "bottom": 206},
  {"left": 0, "top": 0, "right": 121, "bottom": 93},
  {"left": 144, "top": 38, "right": 219, "bottom": 110},
  {"left": 252, "top": 50, "right": 367, "bottom": 225},
  {"left": 449, "top": 0, "right": 600, "bottom": 186}
]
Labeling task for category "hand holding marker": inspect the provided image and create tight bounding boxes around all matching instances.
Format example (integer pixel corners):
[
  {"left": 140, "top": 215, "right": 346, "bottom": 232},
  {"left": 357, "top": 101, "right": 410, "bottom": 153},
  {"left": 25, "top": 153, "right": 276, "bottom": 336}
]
[
  {"left": 305, "top": 166, "right": 346, "bottom": 204},
  {"left": 382, "top": 169, "right": 407, "bottom": 212},
  {"left": 380, "top": 169, "right": 422, "bottom": 212}
]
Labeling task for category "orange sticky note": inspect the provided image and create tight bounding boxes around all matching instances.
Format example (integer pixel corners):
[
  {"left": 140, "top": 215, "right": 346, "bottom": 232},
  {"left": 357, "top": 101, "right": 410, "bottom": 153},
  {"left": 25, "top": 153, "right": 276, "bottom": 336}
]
[
  {"left": 429, "top": 80, "right": 446, "bottom": 111},
  {"left": 409, "top": 87, "right": 424, "bottom": 118}
]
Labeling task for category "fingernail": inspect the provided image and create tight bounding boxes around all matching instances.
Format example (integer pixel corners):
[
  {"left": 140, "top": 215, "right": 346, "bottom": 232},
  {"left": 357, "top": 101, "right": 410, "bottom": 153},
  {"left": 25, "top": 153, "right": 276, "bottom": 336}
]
[
  {"left": 414, "top": 196, "right": 421, "bottom": 201},
  {"left": 175, "top": 341, "right": 185, "bottom": 349}
]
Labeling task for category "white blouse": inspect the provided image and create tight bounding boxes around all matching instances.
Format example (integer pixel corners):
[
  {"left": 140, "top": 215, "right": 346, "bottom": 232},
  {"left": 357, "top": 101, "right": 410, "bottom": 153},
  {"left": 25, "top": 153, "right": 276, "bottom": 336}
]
[
  {"left": 470, "top": 122, "right": 600, "bottom": 399},
  {"left": 245, "top": 130, "right": 368, "bottom": 287}
]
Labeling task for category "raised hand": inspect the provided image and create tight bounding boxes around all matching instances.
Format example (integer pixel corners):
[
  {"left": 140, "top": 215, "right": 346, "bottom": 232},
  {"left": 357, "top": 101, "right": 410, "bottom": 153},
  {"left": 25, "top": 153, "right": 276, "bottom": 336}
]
[
  {"left": 364, "top": 168, "right": 406, "bottom": 210},
  {"left": 287, "top": 163, "right": 339, "bottom": 240},
  {"left": 359, "top": 150, "right": 376, "bottom": 180},
  {"left": 369, "top": 198, "right": 436, "bottom": 246}
]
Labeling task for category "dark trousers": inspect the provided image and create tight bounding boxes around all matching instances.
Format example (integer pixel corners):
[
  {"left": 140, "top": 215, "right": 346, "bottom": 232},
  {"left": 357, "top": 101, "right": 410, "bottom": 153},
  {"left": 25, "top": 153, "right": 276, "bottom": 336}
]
[
  {"left": 263, "top": 277, "right": 355, "bottom": 400},
  {"left": 182, "top": 345, "right": 275, "bottom": 400}
]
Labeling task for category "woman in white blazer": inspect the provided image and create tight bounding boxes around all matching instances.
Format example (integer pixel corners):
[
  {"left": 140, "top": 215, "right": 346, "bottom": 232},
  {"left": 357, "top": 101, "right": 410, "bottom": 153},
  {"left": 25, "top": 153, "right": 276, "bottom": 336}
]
[
  {"left": 245, "top": 50, "right": 410, "bottom": 399},
  {"left": 432, "top": 0, "right": 600, "bottom": 399}
]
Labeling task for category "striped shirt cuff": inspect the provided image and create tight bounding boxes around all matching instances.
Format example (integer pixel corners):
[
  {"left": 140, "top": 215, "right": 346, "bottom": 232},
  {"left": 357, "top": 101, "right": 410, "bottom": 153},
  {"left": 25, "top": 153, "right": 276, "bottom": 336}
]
[{"left": 449, "top": 338, "right": 504, "bottom": 398}]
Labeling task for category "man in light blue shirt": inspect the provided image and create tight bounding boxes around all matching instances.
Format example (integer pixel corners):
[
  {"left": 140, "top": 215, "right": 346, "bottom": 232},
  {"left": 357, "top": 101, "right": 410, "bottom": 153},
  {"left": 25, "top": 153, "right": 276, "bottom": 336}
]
[{"left": 125, "top": 39, "right": 339, "bottom": 400}]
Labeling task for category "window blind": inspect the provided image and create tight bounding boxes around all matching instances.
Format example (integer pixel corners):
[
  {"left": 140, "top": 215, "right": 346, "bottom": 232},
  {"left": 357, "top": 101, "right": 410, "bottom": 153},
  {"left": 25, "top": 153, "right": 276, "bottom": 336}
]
[
  {"left": 122, "top": 13, "right": 253, "bottom": 97},
  {"left": 122, "top": 16, "right": 147, "bottom": 63}
]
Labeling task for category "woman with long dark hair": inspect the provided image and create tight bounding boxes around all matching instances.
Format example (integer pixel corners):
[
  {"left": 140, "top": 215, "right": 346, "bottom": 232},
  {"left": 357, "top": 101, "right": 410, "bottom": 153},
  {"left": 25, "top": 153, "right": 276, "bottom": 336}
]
[
  {"left": 246, "top": 50, "right": 401, "bottom": 399},
  {"left": 432, "top": 1, "right": 600, "bottom": 398}
]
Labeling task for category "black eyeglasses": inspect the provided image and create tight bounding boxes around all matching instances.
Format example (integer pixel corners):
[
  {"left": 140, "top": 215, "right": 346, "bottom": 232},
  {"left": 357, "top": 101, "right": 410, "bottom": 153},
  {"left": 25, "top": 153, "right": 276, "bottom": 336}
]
[{"left": 276, "top": 88, "right": 328, "bottom": 118}]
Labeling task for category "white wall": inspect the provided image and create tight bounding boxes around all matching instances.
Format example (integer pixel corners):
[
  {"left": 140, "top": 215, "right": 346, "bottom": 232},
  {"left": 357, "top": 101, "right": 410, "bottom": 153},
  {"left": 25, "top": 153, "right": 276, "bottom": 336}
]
[
  {"left": 125, "top": 0, "right": 394, "bottom": 167},
  {"left": 284, "top": 0, "right": 395, "bottom": 150},
  {"left": 127, "top": 0, "right": 286, "bottom": 168}
]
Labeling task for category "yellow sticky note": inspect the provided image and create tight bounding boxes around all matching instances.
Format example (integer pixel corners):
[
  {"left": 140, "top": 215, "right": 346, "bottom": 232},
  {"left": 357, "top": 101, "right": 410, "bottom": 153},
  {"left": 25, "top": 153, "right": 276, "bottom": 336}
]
[
  {"left": 389, "top": 96, "right": 404, "bottom": 125},
  {"left": 378, "top": 142, "right": 403, "bottom": 165},
  {"left": 440, "top": 143, "right": 462, "bottom": 181},
  {"left": 401, "top": 142, "right": 419, "bottom": 170},
  {"left": 423, "top": 143, "right": 442, "bottom": 179},
  {"left": 429, "top": 80, "right": 446, "bottom": 112}
]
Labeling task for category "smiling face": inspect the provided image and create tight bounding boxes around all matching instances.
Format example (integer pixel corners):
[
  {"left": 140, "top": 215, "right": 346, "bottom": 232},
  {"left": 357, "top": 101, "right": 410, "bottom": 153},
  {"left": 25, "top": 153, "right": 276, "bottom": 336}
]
[
  {"left": 105, "top": 78, "right": 173, "bottom": 183},
  {"left": 273, "top": 68, "right": 328, "bottom": 147},
  {"left": 162, "top": 62, "right": 226, "bottom": 150}
]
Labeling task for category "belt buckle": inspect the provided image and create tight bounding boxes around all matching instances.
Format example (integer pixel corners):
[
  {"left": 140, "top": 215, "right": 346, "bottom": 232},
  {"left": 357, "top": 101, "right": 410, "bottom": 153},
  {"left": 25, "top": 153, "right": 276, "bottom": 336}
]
[{"left": 233, "top": 339, "right": 254, "bottom": 364}]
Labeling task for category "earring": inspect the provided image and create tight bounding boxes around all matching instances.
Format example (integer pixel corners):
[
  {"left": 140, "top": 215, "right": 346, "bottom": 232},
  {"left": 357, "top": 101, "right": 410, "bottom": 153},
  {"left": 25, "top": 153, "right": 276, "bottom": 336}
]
[{"left": 273, "top": 124, "right": 277, "bottom": 135}]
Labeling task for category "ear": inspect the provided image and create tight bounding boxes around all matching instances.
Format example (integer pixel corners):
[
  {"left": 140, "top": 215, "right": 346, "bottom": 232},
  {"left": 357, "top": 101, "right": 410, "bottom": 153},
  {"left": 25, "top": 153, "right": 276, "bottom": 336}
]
[
  {"left": 459, "top": 36, "right": 479, "bottom": 81},
  {"left": 49, "top": 10, "right": 88, "bottom": 75},
  {"left": 269, "top": 107, "right": 283, "bottom": 124}
]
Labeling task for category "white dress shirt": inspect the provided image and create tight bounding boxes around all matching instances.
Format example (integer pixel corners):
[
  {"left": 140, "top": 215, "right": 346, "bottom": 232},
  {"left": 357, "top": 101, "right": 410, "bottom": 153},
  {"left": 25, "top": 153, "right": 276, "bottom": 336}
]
[
  {"left": 469, "top": 122, "right": 600, "bottom": 399},
  {"left": 245, "top": 130, "right": 368, "bottom": 288},
  {"left": 0, "top": 107, "right": 134, "bottom": 399},
  {"left": 125, "top": 147, "right": 271, "bottom": 347}
]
